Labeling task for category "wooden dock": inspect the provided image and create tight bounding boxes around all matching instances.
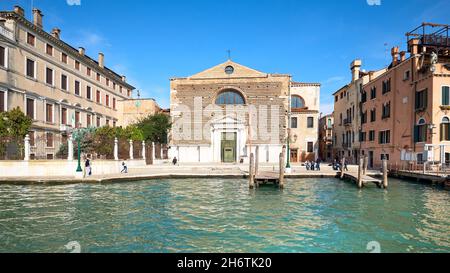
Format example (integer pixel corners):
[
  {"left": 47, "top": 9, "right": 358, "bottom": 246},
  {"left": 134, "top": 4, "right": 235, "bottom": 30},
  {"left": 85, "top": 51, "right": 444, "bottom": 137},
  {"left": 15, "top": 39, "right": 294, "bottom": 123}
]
[
  {"left": 255, "top": 171, "right": 281, "bottom": 185},
  {"left": 341, "top": 172, "right": 383, "bottom": 188},
  {"left": 249, "top": 151, "right": 285, "bottom": 189}
]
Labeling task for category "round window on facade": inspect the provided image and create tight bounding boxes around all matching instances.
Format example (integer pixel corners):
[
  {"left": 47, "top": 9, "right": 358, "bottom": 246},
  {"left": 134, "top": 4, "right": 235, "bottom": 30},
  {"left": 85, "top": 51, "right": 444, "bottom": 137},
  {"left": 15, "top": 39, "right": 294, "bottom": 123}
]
[{"left": 225, "top": 66, "right": 234, "bottom": 75}]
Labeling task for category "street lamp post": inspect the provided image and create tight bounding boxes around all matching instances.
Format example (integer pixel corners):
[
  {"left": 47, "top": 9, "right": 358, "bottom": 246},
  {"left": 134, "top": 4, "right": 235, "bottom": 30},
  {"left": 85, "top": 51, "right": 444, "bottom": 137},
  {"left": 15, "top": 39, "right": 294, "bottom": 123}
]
[{"left": 76, "top": 135, "right": 82, "bottom": 173}]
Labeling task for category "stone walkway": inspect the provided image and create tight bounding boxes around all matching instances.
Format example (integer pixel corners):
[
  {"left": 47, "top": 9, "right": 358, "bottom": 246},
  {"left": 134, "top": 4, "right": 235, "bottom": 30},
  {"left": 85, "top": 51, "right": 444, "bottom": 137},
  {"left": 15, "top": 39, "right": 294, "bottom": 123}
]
[{"left": 0, "top": 163, "right": 381, "bottom": 185}]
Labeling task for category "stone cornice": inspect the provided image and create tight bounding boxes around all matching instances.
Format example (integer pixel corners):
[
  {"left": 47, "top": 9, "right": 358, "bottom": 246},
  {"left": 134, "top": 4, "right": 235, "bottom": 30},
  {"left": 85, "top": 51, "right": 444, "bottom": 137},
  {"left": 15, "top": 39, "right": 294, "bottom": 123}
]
[{"left": 0, "top": 11, "right": 135, "bottom": 90}]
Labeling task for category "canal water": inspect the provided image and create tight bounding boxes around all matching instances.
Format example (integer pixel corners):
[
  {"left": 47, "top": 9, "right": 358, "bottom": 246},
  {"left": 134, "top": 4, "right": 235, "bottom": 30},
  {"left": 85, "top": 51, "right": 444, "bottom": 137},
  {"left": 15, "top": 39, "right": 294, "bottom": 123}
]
[{"left": 0, "top": 178, "right": 448, "bottom": 253}]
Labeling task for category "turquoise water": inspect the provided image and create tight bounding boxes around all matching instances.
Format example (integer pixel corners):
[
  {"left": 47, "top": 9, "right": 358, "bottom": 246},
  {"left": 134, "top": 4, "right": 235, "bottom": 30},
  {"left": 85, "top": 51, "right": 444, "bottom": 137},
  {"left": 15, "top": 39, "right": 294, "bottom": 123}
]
[{"left": 0, "top": 178, "right": 449, "bottom": 253}]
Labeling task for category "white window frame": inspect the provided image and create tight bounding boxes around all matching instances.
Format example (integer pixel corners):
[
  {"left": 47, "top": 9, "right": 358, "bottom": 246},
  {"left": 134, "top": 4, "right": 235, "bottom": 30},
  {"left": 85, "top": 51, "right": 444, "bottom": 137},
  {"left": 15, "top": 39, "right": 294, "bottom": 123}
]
[
  {"left": 27, "top": 32, "right": 36, "bottom": 47},
  {"left": 46, "top": 132, "right": 54, "bottom": 148},
  {"left": 96, "top": 116, "right": 102, "bottom": 127},
  {"left": 0, "top": 87, "right": 7, "bottom": 112},
  {"left": 25, "top": 57, "right": 37, "bottom": 79},
  {"left": 61, "top": 73, "right": 68, "bottom": 91},
  {"left": 86, "top": 85, "right": 92, "bottom": 100},
  {"left": 25, "top": 96, "right": 37, "bottom": 120},
  {"left": 74, "top": 80, "right": 81, "bottom": 96},
  {"left": 443, "top": 85, "right": 450, "bottom": 102},
  {"left": 45, "top": 65, "right": 55, "bottom": 86},
  {"left": 60, "top": 106, "right": 68, "bottom": 126},
  {"left": 29, "top": 130, "right": 36, "bottom": 148},
  {"left": 96, "top": 90, "right": 102, "bottom": 104},
  {"left": 61, "top": 52, "right": 68, "bottom": 64},
  {"left": 106, "top": 94, "right": 110, "bottom": 107},
  {"left": 46, "top": 43, "right": 53, "bottom": 56},
  {"left": 86, "top": 113, "right": 92, "bottom": 127},
  {"left": 45, "top": 102, "right": 55, "bottom": 123},
  {"left": 0, "top": 45, "right": 8, "bottom": 68}
]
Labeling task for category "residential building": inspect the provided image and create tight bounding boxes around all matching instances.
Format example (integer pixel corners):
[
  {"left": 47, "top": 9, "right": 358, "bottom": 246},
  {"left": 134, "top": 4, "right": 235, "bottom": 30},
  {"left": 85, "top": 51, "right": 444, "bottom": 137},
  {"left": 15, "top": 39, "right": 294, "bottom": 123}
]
[
  {"left": 360, "top": 23, "right": 450, "bottom": 168},
  {"left": 318, "top": 114, "right": 334, "bottom": 162},
  {"left": 0, "top": 6, "right": 135, "bottom": 159},
  {"left": 333, "top": 60, "right": 386, "bottom": 163},
  {"left": 289, "top": 82, "right": 320, "bottom": 162}
]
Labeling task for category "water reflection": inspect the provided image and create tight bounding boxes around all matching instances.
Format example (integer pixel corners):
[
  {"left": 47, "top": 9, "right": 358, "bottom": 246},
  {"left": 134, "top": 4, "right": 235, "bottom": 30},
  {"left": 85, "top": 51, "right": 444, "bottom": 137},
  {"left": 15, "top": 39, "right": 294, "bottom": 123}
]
[{"left": 0, "top": 178, "right": 448, "bottom": 253}]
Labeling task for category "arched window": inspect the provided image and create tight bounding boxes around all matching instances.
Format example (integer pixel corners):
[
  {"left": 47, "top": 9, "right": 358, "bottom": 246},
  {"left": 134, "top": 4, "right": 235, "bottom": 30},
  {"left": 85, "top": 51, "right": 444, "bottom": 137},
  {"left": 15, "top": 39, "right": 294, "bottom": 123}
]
[
  {"left": 441, "top": 117, "right": 450, "bottom": 141},
  {"left": 215, "top": 90, "right": 245, "bottom": 105},
  {"left": 291, "top": 96, "right": 305, "bottom": 109},
  {"left": 415, "top": 118, "right": 427, "bottom": 143}
]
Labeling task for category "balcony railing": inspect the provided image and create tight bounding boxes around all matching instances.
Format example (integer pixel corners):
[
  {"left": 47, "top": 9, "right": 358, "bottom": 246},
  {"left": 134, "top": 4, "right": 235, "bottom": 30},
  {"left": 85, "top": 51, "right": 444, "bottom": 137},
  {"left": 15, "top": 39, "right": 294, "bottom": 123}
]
[
  {"left": 344, "top": 118, "right": 352, "bottom": 126},
  {"left": 0, "top": 25, "right": 14, "bottom": 41}
]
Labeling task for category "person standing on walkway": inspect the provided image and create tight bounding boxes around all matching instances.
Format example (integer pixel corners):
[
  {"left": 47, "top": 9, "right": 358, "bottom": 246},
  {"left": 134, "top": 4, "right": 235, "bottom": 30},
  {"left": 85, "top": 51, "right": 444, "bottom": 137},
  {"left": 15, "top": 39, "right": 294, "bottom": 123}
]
[
  {"left": 316, "top": 158, "right": 321, "bottom": 171},
  {"left": 84, "top": 157, "right": 92, "bottom": 177},
  {"left": 344, "top": 158, "right": 349, "bottom": 172}
]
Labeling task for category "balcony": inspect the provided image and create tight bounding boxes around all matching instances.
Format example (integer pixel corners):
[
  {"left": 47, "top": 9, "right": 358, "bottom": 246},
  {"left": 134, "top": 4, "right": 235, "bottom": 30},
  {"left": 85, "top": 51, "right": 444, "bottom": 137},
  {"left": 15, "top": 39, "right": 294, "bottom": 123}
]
[
  {"left": 60, "top": 124, "right": 73, "bottom": 132},
  {"left": 0, "top": 25, "right": 14, "bottom": 41},
  {"left": 344, "top": 118, "right": 352, "bottom": 126}
]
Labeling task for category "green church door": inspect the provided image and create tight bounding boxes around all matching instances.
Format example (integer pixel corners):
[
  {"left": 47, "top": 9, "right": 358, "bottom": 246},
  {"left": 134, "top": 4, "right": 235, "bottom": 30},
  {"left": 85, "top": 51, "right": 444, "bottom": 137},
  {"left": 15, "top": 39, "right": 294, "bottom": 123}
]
[{"left": 221, "top": 132, "right": 237, "bottom": 163}]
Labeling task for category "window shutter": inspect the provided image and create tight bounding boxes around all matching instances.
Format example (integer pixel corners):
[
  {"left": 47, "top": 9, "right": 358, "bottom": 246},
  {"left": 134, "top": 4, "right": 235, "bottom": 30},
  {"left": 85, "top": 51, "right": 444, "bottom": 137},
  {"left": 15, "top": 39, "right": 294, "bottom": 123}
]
[
  {"left": 447, "top": 124, "right": 450, "bottom": 141},
  {"left": 444, "top": 87, "right": 450, "bottom": 106},
  {"left": 414, "top": 126, "right": 419, "bottom": 143},
  {"left": 441, "top": 124, "right": 444, "bottom": 141}
]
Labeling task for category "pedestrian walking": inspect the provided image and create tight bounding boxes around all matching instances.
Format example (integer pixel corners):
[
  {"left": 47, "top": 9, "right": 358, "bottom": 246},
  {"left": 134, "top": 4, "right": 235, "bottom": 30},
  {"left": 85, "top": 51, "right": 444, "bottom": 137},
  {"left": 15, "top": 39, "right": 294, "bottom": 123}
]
[{"left": 121, "top": 162, "right": 128, "bottom": 174}]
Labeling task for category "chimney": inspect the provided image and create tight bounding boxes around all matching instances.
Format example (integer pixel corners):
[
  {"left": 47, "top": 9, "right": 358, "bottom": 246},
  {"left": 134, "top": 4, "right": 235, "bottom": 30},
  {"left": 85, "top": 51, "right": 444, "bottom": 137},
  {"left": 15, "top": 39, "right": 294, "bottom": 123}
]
[
  {"left": 121, "top": 75, "right": 126, "bottom": 82},
  {"left": 350, "top": 59, "right": 362, "bottom": 82},
  {"left": 78, "top": 47, "right": 85, "bottom": 56},
  {"left": 51, "top": 28, "right": 61, "bottom": 39},
  {"left": 408, "top": 38, "right": 420, "bottom": 55},
  {"left": 400, "top": 51, "right": 406, "bottom": 62},
  {"left": 32, "top": 9, "right": 43, "bottom": 29},
  {"left": 14, "top": 6, "right": 25, "bottom": 17},
  {"left": 391, "top": 46, "right": 399, "bottom": 66},
  {"left": 98, "top": 53, "right": 104, "bottom": 68}
]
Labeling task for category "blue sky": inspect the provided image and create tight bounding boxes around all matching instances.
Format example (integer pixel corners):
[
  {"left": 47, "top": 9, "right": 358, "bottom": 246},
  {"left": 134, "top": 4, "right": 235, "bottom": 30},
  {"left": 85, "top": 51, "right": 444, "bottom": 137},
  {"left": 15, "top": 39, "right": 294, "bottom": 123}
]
[{"left": 1, "top": 0, "right": 449, "bottom": 114}]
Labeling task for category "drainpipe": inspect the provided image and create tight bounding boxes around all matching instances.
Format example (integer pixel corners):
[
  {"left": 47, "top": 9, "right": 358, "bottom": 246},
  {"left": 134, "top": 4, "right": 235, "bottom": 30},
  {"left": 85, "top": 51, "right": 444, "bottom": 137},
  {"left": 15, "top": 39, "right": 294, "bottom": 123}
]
[{"left": 286, "top": 77, "right": 292, "bottom": 170}]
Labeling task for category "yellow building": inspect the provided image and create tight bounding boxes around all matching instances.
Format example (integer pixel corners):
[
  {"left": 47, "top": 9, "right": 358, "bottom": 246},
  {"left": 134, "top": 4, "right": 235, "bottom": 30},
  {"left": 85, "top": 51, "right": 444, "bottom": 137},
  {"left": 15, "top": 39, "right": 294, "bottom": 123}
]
[
  {"left": 0, "top": 6, "right": 135, "bottom": 159},
  {"left": 289, "top": 82, "right": 321, "bottom": 162}
]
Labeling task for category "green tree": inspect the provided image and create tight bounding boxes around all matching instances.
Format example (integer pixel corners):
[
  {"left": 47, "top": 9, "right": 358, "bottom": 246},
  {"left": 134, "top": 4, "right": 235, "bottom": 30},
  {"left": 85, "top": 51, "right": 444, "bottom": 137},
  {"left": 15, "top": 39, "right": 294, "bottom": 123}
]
[
  {"left": 137, "top": 113, "right": 171, "bottom": 144},
  {"left": 0, "top": 108, "right": 33, "bottom": 159},
  {"left": 0, "top": 107, "right": 33, "bottom": 138},
  {"left": 92, "top": 126, "right": 116, "bottom": 158}
]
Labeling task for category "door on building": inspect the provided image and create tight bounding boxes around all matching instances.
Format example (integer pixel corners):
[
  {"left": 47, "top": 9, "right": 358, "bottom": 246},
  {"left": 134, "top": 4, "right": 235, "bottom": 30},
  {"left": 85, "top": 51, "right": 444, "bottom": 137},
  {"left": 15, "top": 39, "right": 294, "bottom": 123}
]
[
  {"left": 368, "top": 151, "right": 374, "bottom": 169},
  {"left": 221, "top": 132, "right": 237, "bottom": 163},
  {"left": 290, "top": 149, "right": 298, "bottom": 163}
]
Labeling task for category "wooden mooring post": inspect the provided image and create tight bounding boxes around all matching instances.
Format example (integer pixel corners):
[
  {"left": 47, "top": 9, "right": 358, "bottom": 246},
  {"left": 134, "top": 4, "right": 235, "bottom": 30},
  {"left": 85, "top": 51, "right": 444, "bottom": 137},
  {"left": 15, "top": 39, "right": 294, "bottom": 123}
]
[
  {"left": 358, "top": 157, "right": 363, "bottom": 188},
  {"left": 249, "top": 153, "right": 255, "bottom": 189},
  {"left": 363, "top": 156, "right": 368, "bottom": 175},
  {"left": 340, "top": 158, "right": 346, "bottom": 179},
  {"left": 279, "top": 152, "right": 285, "bottom": 189},
  {"left": 382, "top": 159, "right": 388, "bottom": 189},
  {"left": 255, "top": 146, "right": 259, "bottom": 176}
]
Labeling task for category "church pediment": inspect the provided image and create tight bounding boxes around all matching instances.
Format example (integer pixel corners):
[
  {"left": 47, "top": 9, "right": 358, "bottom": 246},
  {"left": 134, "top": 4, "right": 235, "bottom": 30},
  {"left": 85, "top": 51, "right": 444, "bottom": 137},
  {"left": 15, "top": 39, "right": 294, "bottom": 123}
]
[
  {"left": 189, "top": 60, "right": 268, "bottom": 79},
  {"left": 211, "top": 115, "right": 245, "bottom": 125}
]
